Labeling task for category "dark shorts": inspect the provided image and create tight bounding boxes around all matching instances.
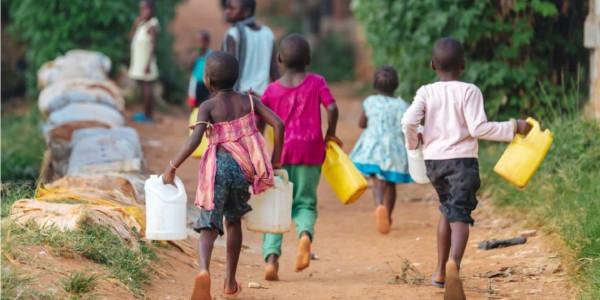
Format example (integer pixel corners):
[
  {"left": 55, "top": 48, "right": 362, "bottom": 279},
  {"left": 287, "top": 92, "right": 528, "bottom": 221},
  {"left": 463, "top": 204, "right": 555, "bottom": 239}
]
[
  {"left": 193, "top": 151, "right": 251, "bottom": 235},
  {"left": 425, "top": 158, "right": 480, "bottom": 225}
]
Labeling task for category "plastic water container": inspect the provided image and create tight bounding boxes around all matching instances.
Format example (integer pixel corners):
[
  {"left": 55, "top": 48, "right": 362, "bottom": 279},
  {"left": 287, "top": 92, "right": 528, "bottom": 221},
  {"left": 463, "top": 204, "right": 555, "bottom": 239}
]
[
  {"left": 322, "top": 142, "right": 368, "bottom": 205},
  {"left": 188, "top": 108, "right": 209, "bottom": 158},
  {"left": 494, "top": 118, "right": 553, "bottom": 188},
  {"left": 406, "top": 148, "right": 429, "bottom": 184},
  {"left": 144, "top": 175, "right": 188, "bottom": 240},
  {"left": 245, "top": 170, "right": 293, "bottom": 233}
]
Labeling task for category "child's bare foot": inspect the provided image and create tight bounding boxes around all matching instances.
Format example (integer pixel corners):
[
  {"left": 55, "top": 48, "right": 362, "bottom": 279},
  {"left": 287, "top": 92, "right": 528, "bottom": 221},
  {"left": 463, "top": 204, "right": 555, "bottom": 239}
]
[
  {"left": 375, "top": 205, "right": 391, "bottom": 234},
  {"left": 264, "top": 254, "right": 279, "bottom": 281},
  {"left": 223, "top": 280, "right": 242, "bottom": 299},
  {"left": 191, "top": 271, "right": 211, "bottom": 300},
  {"left": 295, "top": 234, "right": 311, "bottom": 272},
  {"left": 444, "top": 260, "right": 465, "bottom": 300}
]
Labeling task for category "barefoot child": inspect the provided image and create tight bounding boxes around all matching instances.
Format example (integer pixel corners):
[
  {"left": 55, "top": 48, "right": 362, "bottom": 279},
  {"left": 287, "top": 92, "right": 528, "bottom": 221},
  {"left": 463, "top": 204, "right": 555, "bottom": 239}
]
[
  {"left": 162, "top": 52, "right": 284, "bottom": 299},
  {"left": 260, "top": 34, "right": 340, "bottom": 280},
  {"left": 401, "top": 37, "right": 531, "bottom": 299},
  {"left": 223, "top": 0, "right": 278, "bottom": 95},
  {"left": 350, "top": 66, "right": 412, "bottom": 235},
  {"left": 187, "top": 30, "right": 212, "bottom": 107}
]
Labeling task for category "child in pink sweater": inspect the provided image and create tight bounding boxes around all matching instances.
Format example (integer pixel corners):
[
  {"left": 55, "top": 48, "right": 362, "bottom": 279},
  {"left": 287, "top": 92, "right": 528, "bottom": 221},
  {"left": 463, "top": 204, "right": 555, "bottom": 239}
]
[{"left": 402, "top": 37, "right": 531, "bottom": 299}]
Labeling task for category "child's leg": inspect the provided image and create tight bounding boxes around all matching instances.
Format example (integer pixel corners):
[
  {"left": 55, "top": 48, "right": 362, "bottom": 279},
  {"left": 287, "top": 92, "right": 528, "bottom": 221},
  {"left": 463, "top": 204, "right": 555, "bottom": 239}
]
[
  {"left": 192, "top": 228, "right": 218, "bottom": 300},
  {"left": 372, "top": 177, "right": 391, "bottom": 234},
  {"left": 449, "top": 221, "right": 469, "bottom": 266},
  {"left": 262, "top": 233, "right": 282, "bottom": 280},
  {"left": 434, "top": 214, "right": 451, "bottom": 284},
  {"left": 141, "top": 81, "right": 154, "bottom": 118},
  {"left": 383, "top": 181, "right": 396, "bottom": 222},
  {"left": 224, "top": 219, "right": 243, "bottom": 294},
  {"left": 287, "top": 165, "right": 320, "bottom": 271}
]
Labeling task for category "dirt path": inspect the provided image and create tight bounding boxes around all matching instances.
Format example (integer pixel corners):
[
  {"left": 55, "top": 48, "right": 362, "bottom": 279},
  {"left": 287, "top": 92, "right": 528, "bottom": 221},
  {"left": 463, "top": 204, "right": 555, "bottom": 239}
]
[{"left": 132, "top": 83, "right": 572, "bottom": 300}]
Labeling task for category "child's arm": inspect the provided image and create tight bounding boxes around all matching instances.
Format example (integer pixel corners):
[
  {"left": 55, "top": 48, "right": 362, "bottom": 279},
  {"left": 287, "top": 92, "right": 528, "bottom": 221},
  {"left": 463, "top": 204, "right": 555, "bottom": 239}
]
[
  {"left": 162, "top": 102, "right": 211, "bottom": 184},
  {"left": 358, "top": 110, "right": 367, "bottom": 129},
  {"left": 269, "top": 43, "right": 280, "bottom": 82},
  {"left": 325, "top": 103, "right": 342, "bottom": 146},
  {"left": 253, "top": 97, "right": 285, "bottom": 168},
  {"left": 401, "top": 91, "right": 426, "bottom": 150},
  {"left": 463, "top": 87, "right": 530, "bottom": 141}
]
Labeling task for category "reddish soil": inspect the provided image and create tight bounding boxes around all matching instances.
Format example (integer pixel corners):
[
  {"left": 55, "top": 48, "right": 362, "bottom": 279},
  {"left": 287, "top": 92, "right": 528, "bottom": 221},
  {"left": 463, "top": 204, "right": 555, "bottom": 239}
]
[{"left": 133, "top": 83, "right": 573, "bottom": 300}]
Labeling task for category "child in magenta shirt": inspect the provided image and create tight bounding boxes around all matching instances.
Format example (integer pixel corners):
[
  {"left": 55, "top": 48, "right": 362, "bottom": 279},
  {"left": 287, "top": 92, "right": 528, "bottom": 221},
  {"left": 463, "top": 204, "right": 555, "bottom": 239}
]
[{"left": 260, "top": 34, "right": 340, "bottom": 281}]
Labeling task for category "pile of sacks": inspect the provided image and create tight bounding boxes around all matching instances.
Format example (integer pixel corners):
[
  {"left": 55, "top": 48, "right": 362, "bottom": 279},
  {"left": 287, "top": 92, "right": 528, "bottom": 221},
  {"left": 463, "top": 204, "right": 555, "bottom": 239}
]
[{"left": 10, "top": 50, "right": 146, "bottom": 246}]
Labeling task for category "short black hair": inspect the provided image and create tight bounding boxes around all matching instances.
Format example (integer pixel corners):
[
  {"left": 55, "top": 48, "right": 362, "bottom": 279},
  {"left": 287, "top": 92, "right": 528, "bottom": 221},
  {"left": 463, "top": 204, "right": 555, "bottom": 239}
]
[
  {"left": 432, "top": 37, "right": 464, "bottom": 72},
  {"left": 241, "top": 0, "right": 256, "bottom": 15},
  {"left": 279, "top": 34, "right": 311, "bottom": 71},
  {"left": 197, "top": 30, "right": 211, "bottom": 41},
  {"left": 205, "top": 51, "right": 239, "bottom": 90},
  {"left": 373, "top": 65, "right": 399, "bottom": 95},
  {"left": 141, "top": 0, "right": 155, "bottom": 13}
]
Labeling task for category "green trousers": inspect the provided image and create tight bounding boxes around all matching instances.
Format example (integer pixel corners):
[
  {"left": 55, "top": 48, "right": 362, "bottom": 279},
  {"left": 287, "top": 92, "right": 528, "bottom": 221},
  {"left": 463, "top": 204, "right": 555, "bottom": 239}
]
[{"left": 262, "top": 164, "right": 321, "bottom": 261}]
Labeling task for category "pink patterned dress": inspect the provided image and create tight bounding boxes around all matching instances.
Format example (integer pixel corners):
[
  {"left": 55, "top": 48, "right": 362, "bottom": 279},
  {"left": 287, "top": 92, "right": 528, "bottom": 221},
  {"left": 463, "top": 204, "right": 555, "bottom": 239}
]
[{"left": 193, "top": 94, "right": 274, "bottom": 211}]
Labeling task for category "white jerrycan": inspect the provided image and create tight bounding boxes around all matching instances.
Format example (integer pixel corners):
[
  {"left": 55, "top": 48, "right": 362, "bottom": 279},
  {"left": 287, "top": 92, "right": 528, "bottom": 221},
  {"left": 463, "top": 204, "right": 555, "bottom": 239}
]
[
  {"left": 245, "top": 170, "right": 293, "bottom": 234},
  {"left": 404, "top": 125, "right": 430, "bottom": 184},
  {"left": 144, "top": 175, "right": 188, "bottom": 240}
]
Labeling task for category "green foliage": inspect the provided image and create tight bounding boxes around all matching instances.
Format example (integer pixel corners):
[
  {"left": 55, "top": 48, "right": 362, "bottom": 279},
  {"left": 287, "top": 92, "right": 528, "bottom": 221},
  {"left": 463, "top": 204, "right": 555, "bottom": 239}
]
[
  {"left": 1, "top": 107, "right": 45, "bottom": 183},
  {"left": 310, "top": 32, "right": 356, "bottom": 82},
  {"left": 61, "top": 272, "right": 98, "bottom": 296},
  {"left": 1, "top": 183, "right": 35, "bottom": 218},
  {"left": 1, "top": 220, "right": 155, "bottom": 295},
  {"left": 154, "top": 0, "right": 186, "bottom": 102},
  {"left": 6, "top": 0, "right": 184, "bottom": 101},
  {"left": 479, "top": 117, "right": 600, "bottom": 299},
  {"left": 352, "top": 0, "right": 587, "bottom": 118}
]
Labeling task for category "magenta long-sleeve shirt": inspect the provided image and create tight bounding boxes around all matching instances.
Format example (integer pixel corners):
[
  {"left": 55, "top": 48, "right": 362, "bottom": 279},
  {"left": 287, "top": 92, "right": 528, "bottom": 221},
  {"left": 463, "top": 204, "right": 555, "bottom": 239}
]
[{"left": 401, "top": 81, "right": 516, "bottom": 160}]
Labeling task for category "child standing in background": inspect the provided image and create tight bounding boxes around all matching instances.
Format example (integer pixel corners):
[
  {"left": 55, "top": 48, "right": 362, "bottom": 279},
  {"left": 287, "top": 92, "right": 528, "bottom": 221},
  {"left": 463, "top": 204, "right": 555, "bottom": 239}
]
[
  {"left": 162, "top": 52, "right": 284, "bottom": 300},
  {"left": 350, "top": 66, "right": 412, "bottom": 235},
  {"left": 401, "top": 37, "right": 531, "bottom": 300},
  {"left": 187, "top": 30, "right": 212, "bottom": 108},
  {"left": 260, "top": 34, "right": 340, "bottom": 281},
  {"left": 222, "top": 0, "right": 278, "bottom": 95}
]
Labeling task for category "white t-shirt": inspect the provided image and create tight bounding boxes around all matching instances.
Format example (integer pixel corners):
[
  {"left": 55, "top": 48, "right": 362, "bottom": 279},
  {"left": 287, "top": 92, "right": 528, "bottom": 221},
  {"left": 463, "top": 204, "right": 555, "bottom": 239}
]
[{"left": 227, "top": 26, "right": 274, "bottom": 95}]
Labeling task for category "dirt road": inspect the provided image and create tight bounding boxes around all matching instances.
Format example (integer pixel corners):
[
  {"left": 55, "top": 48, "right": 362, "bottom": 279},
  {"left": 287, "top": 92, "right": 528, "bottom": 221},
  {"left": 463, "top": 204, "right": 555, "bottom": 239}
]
[{"left": 133, "top": 83, "right": 572, "bottom": 300}]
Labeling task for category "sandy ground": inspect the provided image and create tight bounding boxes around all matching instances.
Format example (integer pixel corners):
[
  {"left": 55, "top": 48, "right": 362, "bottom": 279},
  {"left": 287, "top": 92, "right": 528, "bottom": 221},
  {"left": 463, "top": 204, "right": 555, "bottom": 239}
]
[{"left": 131, "top": 83, "right": 573, "bottom": 300}]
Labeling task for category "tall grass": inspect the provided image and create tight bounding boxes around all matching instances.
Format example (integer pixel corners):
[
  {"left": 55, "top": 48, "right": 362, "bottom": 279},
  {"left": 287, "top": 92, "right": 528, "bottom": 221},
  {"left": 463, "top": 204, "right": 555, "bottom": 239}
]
[
  {"left": 479, "top": 116, "right": 600, "bottom": 299},
  {"left": 1, "top": 107, "right": 45, "bottom": 183}
]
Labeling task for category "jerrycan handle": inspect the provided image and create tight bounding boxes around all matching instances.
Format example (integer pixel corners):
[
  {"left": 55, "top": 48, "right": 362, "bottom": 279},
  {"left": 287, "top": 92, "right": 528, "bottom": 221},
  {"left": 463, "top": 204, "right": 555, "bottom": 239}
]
[
  {"left": 153, "top": 174, "right": 185, "bottom": 203},
  {"left": 522, "top": 117, "right": 540, "bottom": 140},
  {"left": 274, "top": 169, "right": 289, "bottom": 181},
  {"left": 326, "top": 141, "right": 341, "bottom": 162}
]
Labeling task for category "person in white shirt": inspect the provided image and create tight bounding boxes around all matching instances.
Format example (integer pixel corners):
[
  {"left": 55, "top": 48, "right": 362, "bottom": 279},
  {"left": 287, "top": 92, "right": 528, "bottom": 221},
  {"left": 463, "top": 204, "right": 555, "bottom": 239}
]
[
  {"left": 402, "top": 37, "right": 531, "bottom": 300},
  {"left": 222, "top": 0, "right": 279, "bottom": 95}
]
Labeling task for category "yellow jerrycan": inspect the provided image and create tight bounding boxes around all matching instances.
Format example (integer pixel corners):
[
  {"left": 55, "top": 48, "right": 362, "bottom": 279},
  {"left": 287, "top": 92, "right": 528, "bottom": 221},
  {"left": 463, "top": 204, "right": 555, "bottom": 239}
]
[
  {"left": 494, "top": 117, "right": 553, "bottom": 188},
  {"left": 322, "top": 141, "right": 368, "bottom": 205},
  {"left": 188, "top": 108, "right": 209, "bottom": 158}
]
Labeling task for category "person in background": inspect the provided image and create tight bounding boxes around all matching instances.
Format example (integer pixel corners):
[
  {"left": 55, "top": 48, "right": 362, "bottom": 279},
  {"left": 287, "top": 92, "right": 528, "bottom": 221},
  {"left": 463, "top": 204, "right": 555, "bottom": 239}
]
[
  {"left": 260, "top": 34, "right": 340, "bottom": 281},
  {"left": 187, "top": 30, "right": 212, "bottom": 108},
  {"left": 401, "top": 37, "right": 531, "bottom": 300},
  {"left": 350, "top": 66, "right": 412, "bottom": 235},
  {"left": 223, "top": 0, "right": 279, "bottom": 96},
  {"left": 129, "top": 0, "right": 159, "bottom": 122},
  {"left": 163, "top": 52, "right": 284, "bottom": 300}
]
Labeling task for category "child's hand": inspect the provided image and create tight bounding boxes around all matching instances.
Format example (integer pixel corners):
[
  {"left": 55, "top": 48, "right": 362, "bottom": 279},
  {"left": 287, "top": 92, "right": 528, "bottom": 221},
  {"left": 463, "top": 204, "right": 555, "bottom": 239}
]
[
  {"left": 325, "top": 135, "right": 343, "bottom": 147},
  {"left": 162, "top": 164, "right": 177, "bottom": 185},
  {"left": 516, "top": 120, "right": 532, "bottom": 135}
]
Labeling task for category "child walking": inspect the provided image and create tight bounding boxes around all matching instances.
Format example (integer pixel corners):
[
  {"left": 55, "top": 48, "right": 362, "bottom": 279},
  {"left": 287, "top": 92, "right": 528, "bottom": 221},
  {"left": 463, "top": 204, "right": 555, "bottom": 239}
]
[
  {"left": 162, "top": 52, "right": 284, "bottom": 300},
  {"left": 350, "top": 66, "right": 412, "bottom": 235},
  {"left": 401, "top": 37, "right": 531, "bottom": 300},
  {"left": 187, "top": 30, "right": 212, "bottom": 108},
  {"left": 260, "top": 34, "right": 340, "bottom": 281},
  {"left": 223, "top": 0, "right": 278, "bottom": 95}
]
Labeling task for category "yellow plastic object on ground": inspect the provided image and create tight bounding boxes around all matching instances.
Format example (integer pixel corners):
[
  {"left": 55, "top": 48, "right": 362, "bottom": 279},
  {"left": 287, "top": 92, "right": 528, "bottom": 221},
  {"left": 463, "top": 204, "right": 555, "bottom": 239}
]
[
  {"left": 322, "top": 141, "right": 368, "bottom": 205},
  {"left": 188, "top": 108, "right": 209, "bottom": 158},
  {"left": 494, "top": 117, "right": 554, "bottom": 188}
]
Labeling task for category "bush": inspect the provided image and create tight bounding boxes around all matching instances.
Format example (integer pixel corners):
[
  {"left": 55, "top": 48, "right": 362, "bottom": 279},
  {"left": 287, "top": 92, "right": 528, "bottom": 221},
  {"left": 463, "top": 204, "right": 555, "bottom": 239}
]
[
  {"left": 479, "top": 117, "right": 600, "bottom": 299},
  {"left": 1, "top": 107, "right": 44, "bottom": 183},
  {"left": 6, "top": 0, "right": 184, "bottom": 101},
  {"left": 352, "top": 0, "right": 588, "bottom": 118},
  {"left": 310, "top": 32, "right": 356, "bottom": 82}
]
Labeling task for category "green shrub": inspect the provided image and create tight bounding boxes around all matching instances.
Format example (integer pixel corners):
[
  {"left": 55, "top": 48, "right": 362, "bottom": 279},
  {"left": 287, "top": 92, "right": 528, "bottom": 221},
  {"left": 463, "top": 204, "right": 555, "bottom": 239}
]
[
  {"left": 310, "top": 32, "right": 355, "bottom": 82},
  {"left": 6, "top": 0, "right": 184, "bottom": 100},
  {"left": 352, "top": 0, "right": 588, "bottom": 118},
  {"left": 479, "top": 117, "right": 600, "bottom": 299},
  {"left": 60, "top": 272, "right": 98, "bottom": 296},
  {"left": 1, "top": 107, "right": 44, "bottom": 183}
]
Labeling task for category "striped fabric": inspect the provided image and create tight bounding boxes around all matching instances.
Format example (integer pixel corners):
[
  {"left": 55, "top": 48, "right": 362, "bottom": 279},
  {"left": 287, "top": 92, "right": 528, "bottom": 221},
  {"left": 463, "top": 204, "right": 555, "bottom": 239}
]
[{"left": 195, "top": 102, "right": 274, "bottom": 211}]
